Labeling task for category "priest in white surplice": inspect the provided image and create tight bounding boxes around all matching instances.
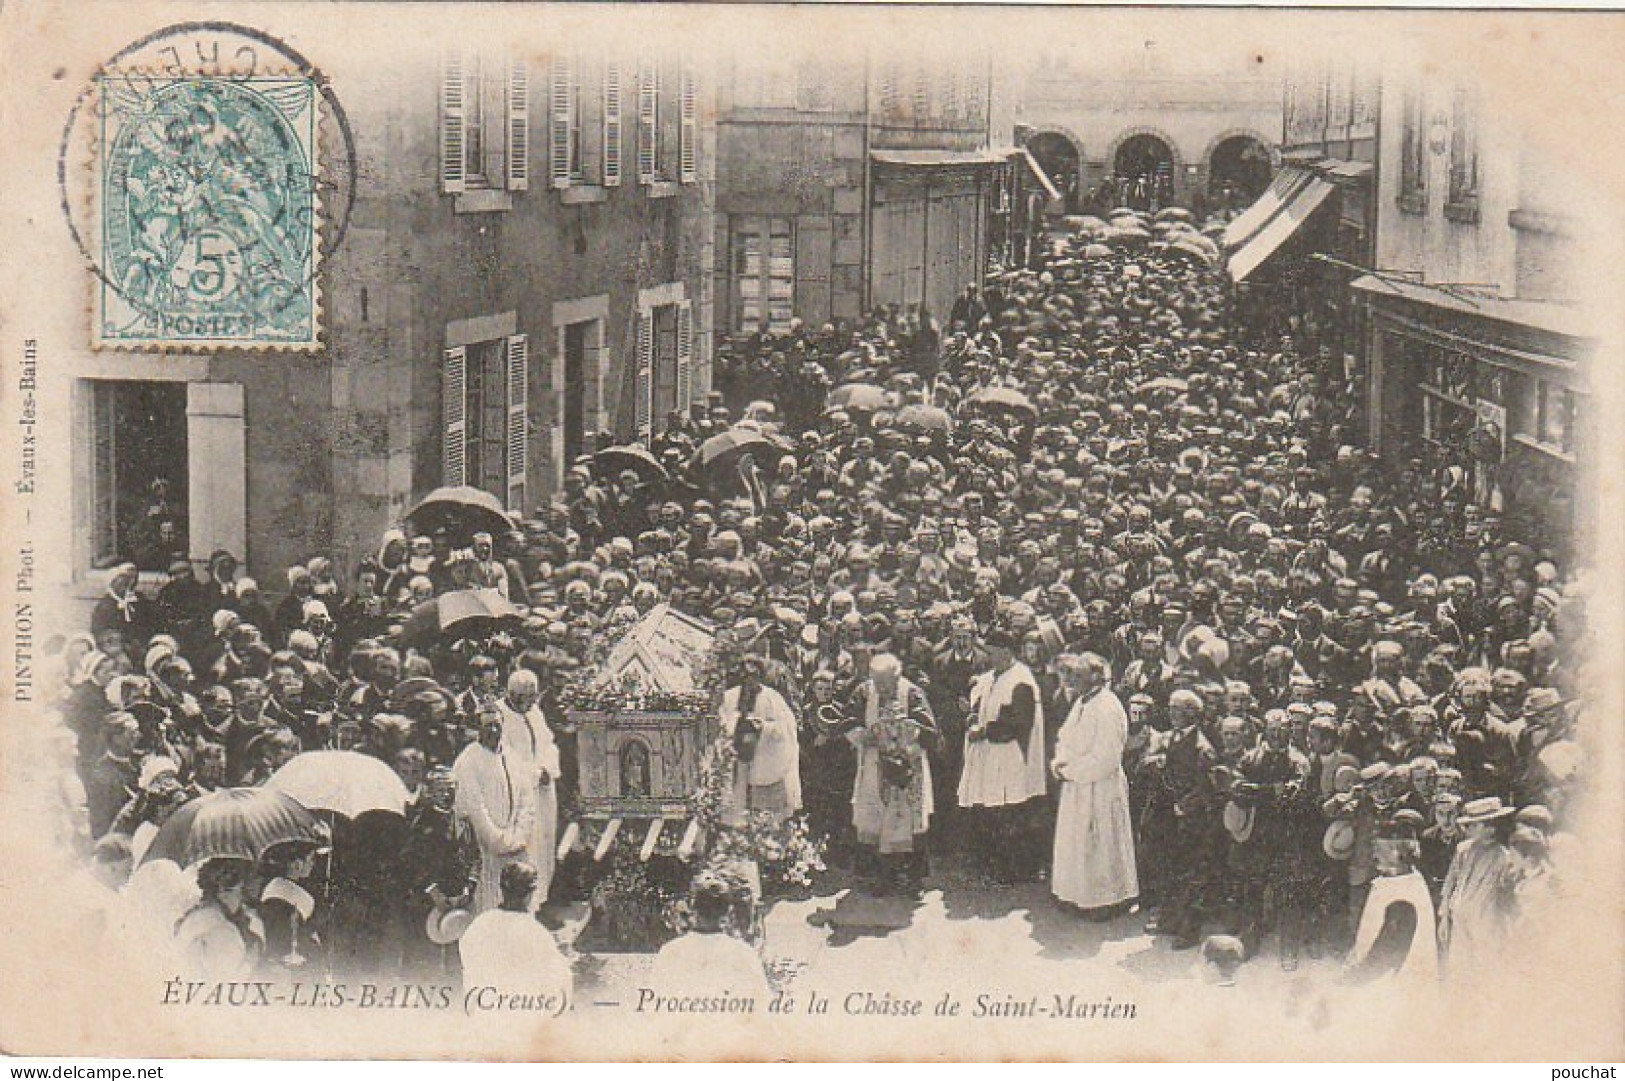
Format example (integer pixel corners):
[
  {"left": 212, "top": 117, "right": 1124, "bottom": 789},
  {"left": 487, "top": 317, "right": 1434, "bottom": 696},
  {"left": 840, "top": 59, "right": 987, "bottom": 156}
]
[
  {"left": 493, "top": 669, "right": 561, "bottom": 908},
  {"left": 1049, "top": 653, "right": 1139, "bottom": 915},
  {"left": 451, "top": 704, "right": 537, "bottom": 914},
  {"left": 958, "top": 624, "right": 1048, "bottom": 883},
  {"left": 718, "top": 654, "right": 801, "bottom": 827}
]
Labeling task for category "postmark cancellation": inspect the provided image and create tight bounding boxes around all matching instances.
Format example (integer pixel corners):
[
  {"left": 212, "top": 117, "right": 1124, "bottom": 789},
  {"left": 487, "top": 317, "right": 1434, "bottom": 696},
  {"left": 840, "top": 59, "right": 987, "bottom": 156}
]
[{"left": 93, "top": 70, "right": 322, "bottom": 350}]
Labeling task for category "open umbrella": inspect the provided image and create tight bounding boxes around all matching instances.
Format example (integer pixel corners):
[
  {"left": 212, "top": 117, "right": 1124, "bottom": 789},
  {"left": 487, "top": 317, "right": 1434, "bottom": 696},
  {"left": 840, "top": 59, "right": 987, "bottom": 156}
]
[
  {"left": 826, "top": 382, "right": 891, "bottom": 414},
  {"left": 1159, "top": 241, "right": 1212, "bottom": 266},
  {"left": 405, "top": 486, "right": 512, "bottom": 540},
  {"left": 1136, "top": 376, "right": 1192, "bottom": 395},
  {"left": 693, "top": 426, "right": 787, "bottom": 478},
  {"left": 389, "top": 676, "right": 454, "bottom": 712},
  {"left": 593, "top": 445, "right": 669, "bottom": 484},
  {"left": 402, "top": 588, "right": 521, "bottom": 645},
  {"left": 965, "top": 387, "right": 1038, "bottom": 417},
  {"left": 142, "top": 787, "right": 326, "bottom": 867},
  {"left": 1155, "top": 207, "right": 1194, "bottom": 223},
  {"left": 267, "top": 751, "right": 413, "bottom": 819},
  {"left": 894, "top": 404, "right": 955, "bottom": 433},
  {"left": 1083, "top": 243, "right": 1113, "bottom": 259}
]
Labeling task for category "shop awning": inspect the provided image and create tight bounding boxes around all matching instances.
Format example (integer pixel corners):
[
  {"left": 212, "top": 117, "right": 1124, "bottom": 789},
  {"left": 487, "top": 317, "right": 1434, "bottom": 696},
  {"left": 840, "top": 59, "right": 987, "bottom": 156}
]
[
  {"left": 1321, "top": 159, "right": 1374, "bottom": 182},
  {"left": 870, "top": 149, "right": 1012, "bottom": 168},
  {"left": 1351, "top": 273, "right": 1597, "bottom": 342},
  {"left": 1008, "top": 147, "right": 1062, "bottom": 202},
  {"left": 1227, "top": 176, "right": 1336, "bottom": 283},
  {"left": 1222, "top": 166, "right": 1313, "bottom": 252}
]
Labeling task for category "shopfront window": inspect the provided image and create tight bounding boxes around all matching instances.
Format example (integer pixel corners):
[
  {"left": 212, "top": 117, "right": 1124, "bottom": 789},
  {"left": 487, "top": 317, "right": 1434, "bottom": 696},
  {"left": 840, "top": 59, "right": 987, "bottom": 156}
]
[{"left": 1533, "top": 381, "right": 1575, "bottom": 455}]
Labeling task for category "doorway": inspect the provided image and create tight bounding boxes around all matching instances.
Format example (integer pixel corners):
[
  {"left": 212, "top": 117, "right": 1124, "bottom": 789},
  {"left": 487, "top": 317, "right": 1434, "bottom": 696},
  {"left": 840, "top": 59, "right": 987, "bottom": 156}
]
[
  {"left": 1026, "top": 131, "right": 1081, "bottom": 213},
  {"left": 1112, "top": 133, "right": 1176, "bottom": 209},
  {"left": 1208, "top": 135, "right": 1274, "bottom": 209}
]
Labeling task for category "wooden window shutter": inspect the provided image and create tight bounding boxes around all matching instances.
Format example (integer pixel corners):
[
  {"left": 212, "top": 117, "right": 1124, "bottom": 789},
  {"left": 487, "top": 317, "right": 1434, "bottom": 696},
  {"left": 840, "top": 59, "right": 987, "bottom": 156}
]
[
  {"left": 505, "top": 334, "right": 529, "bottom": 510},
  {"left": 637, "top": 61, "right": 659, "bottom": 184},
  {"left": 440, "top": 55, "right": 466, "bottom": 193},
  {"left": 550, "top": 56, "right": 573, "bottom": 189},
  {"left": 442, "top": 346, "right": 468, "bottom": 486},
  {"left": 679, "top": 67, "right": 697, "bottom": 184},
  {"left": 912, "top": 68, "right": 932, "bottom": 122},
  {"left": 675, "top": 300, "right": 693, "bottom": 415},
  {"left": 506, "top": 60, "right": 530, "bottom": 191},
  {"left": 635, "top": 309, "right": 654, "bottom": 441},
  {"left": 878, "top": 63, "right": 900, "bottom": 117},
  {"left": 603, "top": 61, "right": 623, "bottom": 187}
]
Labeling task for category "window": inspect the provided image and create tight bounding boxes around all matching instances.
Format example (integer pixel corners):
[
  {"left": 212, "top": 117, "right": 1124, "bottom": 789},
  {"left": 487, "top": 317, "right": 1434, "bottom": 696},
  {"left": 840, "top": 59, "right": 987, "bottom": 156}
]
[
  {"left": 1446, "top": 86, "right": 1480, "bottom": 222},
  {"left": 440, "top": 54, "right": 530, "bottom": 195},
  {"left": 634, "top": 296, "right": 694, "bottom": 442},
  {"left": 732, "top": 217, "right": 795, "bottom": 333},
  {"left": 652, "top": 305, "right": 679, "bottom": 432},
  {"left": 1526, "top": 380, "right": 1576, "bottom": 456},
  {"left": 560, "top": 318, "right": 605, "bottom": 466},
  {"left": 1398, "top": 85, "right": 1426, "bottom": 215},
  {"left": 463, "top": 56, "right": 486, "bottom": 187},
  {"left": 637, "top": 59, "right": 660, "bottom": 184},
  {"left": 443, "top": 333, "right": 528, "bottom": 509},
  {"left": 550, "top": 56, "right": 582, "bottom": 188},
  {"left": 87, "top": 381, "right": 189, "bottom": 570}
]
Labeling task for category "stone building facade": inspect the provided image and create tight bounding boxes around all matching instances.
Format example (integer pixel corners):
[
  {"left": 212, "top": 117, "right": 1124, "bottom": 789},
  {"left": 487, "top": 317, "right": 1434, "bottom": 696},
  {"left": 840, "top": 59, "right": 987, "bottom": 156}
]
[
  {"left": 1014, "top": 45, "right": 1283, "bottom": 214},
  {"left": 1356, "top": 63, "right": 1593, "bottom": 553},
  {"left": 715, "top": 51, "right": 1042, "bottom": 333},
  {"left": 66, "top": 28, "right": 716, "bottom": 607}
]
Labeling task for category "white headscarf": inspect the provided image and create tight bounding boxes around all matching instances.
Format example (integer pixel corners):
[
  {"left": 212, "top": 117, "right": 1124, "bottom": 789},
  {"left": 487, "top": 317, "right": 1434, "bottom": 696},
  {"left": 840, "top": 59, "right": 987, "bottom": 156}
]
[
  {"left": 106, "top": 564, "right": 139, "bottom": 621},
  {"left": 378, "top": 529, "right": 407, "bottom": 571},
  {"left": 73, "top": 649, "right": 109, "bottom": 687}
]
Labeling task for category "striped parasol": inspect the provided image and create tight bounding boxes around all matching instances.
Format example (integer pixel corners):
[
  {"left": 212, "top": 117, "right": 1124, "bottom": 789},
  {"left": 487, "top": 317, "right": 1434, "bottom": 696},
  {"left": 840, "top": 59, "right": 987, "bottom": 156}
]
[{"left": 141, "top": 787, "right": 326, "bottom": 867}]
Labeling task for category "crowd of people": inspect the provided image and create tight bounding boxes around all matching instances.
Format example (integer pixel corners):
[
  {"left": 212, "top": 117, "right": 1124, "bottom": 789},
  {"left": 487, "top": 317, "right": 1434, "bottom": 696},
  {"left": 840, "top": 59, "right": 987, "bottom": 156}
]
[{"left": 38, "top": 207, "right": 1591, "bottom": 992}]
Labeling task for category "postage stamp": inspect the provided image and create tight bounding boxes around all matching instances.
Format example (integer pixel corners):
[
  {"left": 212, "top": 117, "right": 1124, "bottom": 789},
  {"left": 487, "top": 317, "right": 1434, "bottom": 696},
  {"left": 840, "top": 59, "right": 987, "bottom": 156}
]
[{"left": 94, "top": 71, "right": 322, "bottom": 349}]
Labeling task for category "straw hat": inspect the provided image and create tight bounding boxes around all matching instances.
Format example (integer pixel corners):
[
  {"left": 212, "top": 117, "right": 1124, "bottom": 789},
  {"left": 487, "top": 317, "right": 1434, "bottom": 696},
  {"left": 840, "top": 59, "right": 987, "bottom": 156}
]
[
  {"left": 1457, "top": 796, "right": 1516, "bottom": 826},
  {"left": 1322, "top": 819, "right": 1357, "bottom": 861},
  {"left": 425, "top": 906, "right": 474, "bottom": 946}
]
